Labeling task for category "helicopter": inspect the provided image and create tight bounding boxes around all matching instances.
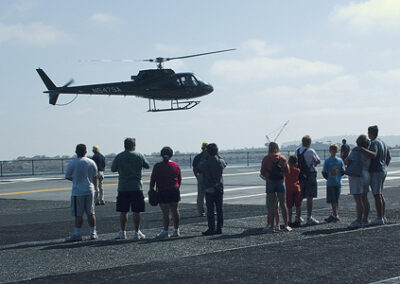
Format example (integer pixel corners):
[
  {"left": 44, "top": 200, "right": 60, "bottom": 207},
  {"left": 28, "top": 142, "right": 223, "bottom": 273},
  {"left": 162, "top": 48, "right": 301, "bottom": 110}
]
[{"left": 37, "top": 48, "right": 235, "bottom": 112}]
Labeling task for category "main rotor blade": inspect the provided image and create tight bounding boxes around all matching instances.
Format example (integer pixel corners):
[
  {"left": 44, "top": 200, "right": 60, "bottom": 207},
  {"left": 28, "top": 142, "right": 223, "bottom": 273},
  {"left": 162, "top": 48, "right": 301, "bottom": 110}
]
[
  {"left": 79, "top": 59, "right": 137, "bottom": 63},
  {"left": 165, "top": 48, "right": 236, "bottom": 61}
]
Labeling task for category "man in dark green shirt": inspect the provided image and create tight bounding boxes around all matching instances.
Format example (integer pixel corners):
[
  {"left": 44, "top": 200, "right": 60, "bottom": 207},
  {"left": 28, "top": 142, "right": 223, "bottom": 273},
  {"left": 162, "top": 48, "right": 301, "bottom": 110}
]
[{"left": 111, "top": 138, "right": 150, "bottom": 240}]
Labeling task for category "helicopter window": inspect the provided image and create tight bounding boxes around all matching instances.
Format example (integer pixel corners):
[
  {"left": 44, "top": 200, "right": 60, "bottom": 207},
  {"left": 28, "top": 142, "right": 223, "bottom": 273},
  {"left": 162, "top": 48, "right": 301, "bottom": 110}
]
[
  {"left": 190, "top": 76, "right": 198, "bottom": 86},
  {"left": 176, "top": 78, "right": 182, "bottom": 86}
]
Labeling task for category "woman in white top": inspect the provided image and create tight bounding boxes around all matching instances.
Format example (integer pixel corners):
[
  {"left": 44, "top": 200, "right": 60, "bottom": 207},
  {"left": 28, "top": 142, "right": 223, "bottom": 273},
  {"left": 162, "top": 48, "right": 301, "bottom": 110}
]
[{"left": 346, "top": 135, "right": 371, "bottom": 229}]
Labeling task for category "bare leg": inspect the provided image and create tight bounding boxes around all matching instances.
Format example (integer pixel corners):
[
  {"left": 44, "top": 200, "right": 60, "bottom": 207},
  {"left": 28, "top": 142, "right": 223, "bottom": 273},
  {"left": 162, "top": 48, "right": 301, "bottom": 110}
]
[
  {"left": 159, "top": 203, "right": 170, "bottom": 231},
  {"left": 87, "top": 214, "right": 96, "bottom": 227},
  {"left": 331, "top": 203, "right": 338, "bottom": 217},
  {"left": 307, "top": 197, "right": 313, "bottom": 217},
  {"left": 361, "top": 193, "right": 370, "bottom": 222},
  {"left": 133, "top": 212, "right": 141, "bottom": 232},
  {"left": 296, "top": 206, "right": 301, "bottom": 221},
  {"left": 120, "top": 212, "right": 128, "bottom": 231},
  {"left": 353, "top": 195, "right": 363, "bottom": 222},
  {"left": 75, "top": 216, "right": 83, "bottom": 228},
  {"left": 288, "top": 207, "right": 293, "bottom": 224},
  {"left": 267, "top": 193, "right": 276, "bottom": 228},
  {"left": 277, "top": 192, "right": 289, "bottom": 227},
  {"left": 169, "top": 202, "right": 180, "bottom": 230},
  {"left": 374, "top": 194, "right": 383, "bottom": 218}
]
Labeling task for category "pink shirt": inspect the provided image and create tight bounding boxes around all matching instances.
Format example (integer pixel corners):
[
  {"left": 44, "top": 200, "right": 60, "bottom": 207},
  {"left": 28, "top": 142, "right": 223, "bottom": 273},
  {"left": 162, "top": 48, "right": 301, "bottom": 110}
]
[{"left": 150, "top": 161, "right": 182, "bottom": 191}]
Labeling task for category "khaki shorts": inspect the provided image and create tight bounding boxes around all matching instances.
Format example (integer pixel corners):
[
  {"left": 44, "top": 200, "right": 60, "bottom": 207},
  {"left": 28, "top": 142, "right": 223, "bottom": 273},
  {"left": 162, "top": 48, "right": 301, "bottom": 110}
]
[{"left": 71, "top": 193, "right": 95, "bottom": 217}]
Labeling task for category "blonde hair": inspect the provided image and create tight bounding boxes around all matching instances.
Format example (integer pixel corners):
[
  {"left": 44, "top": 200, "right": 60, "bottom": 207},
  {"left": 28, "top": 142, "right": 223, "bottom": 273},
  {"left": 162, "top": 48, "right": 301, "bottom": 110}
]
[{"left": 329, "top": 144, "right": 339, "bottom": 153}]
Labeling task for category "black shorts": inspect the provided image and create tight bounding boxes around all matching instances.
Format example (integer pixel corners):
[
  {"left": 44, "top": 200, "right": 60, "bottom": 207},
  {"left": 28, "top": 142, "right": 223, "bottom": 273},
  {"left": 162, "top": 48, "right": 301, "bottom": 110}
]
[
  {"left": 158, "top": 188, "right": 181, "bottom": 204},
  {"left": 116, "top": 191, "right": 145, "bottom": 213}
]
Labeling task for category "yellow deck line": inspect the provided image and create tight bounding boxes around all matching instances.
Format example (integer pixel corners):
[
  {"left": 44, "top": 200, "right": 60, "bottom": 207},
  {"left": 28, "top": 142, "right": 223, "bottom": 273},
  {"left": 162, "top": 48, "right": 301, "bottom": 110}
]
[{"left": 0, "top": 180, "right": 149, "bottom": 196}]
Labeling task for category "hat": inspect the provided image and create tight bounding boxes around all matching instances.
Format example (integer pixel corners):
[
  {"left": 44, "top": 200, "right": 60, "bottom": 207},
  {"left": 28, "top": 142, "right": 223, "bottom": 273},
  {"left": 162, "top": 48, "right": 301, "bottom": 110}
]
[
  {"left": 93, "top": 145, "right": 99, "bottom": 151},
  {"left": 201, "top": 142, "right": 209, "bottom": 149}
]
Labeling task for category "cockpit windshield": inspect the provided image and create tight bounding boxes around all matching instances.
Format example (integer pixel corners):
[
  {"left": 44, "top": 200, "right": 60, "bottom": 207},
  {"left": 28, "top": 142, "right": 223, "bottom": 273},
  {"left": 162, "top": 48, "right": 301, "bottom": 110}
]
[{"left": 179, "top": 75, "right": 199, "bottom": 87}]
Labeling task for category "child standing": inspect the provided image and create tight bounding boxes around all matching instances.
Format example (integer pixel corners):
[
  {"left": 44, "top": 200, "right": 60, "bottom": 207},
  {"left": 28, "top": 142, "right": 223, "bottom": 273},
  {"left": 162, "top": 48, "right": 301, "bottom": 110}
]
[
  {"left": 322, "top": 144, "right": 345, "bottom": 223},
  {"left": 284, "top": 156, "right": 302, "bottom": 227},
  {"left": 260, "top": 142, "right": 292, "bottom": 232}
]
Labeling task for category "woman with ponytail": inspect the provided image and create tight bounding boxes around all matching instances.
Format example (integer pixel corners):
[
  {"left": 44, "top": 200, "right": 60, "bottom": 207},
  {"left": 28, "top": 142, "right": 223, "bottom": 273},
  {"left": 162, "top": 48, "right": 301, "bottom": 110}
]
[{"left": 150, "top": 146, "right": 182, "bottom": 239}]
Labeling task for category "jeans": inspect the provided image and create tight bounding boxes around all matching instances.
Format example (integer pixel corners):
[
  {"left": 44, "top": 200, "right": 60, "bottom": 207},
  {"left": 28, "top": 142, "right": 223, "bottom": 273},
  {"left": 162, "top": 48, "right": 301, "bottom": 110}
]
[
  {"left": 196, "top": 174, "right": 205, "bottom": 215},
  {"left": 205, "top": 192, "right": 223, "bottom": 231}
]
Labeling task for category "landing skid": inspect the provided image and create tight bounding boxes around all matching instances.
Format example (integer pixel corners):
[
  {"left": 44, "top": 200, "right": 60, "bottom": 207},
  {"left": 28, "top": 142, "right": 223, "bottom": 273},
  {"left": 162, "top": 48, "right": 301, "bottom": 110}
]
[{"left": 148, "top": 99, "right": 200, "bottom": 112}]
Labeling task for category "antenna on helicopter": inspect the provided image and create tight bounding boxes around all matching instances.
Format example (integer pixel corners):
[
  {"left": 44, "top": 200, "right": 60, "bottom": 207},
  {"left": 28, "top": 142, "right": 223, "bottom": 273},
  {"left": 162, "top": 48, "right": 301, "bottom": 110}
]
[{"left": 265, "top": 120, "right": 290, "bottom": 146}]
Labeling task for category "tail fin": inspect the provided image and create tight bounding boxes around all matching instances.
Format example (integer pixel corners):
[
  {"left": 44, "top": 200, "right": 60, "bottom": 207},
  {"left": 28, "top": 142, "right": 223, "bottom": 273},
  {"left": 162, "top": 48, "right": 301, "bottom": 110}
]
[{"left": 36, "top": 68, "right": 59, "bottom": 105}]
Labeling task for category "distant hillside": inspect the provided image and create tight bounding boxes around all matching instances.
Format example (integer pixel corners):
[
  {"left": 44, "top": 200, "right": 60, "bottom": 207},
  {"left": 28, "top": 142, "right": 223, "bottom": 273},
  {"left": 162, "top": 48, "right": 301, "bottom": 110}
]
[{"left": 282, "top": 135, "right": 400, "bottom": 149}]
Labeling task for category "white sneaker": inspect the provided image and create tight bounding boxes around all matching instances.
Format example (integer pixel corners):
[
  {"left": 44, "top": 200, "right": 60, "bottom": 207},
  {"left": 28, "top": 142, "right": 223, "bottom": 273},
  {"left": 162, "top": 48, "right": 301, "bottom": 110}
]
[
  {"left": 115, "top": 231, "right": 127, "bottom": 240},
  {"left": 133, "top": 230, "right": 146, "bottom": 240},
  {"left": 90, "top": 232, "right": 98, "bottom": 240},
  {"left": 383, "top": 216, "right": 388, "bottom": 224},
  {"left": 370, "top": 218, "right": 384, "bottom": 226},
  {"left": 348, "top": 220, "right": 362, "bottom": 229},
  {"left": 306, "top": 216, "right": 319, "bottom": 225},
  {"left": 171, "top": 229, "right": 180, "bottom": 237},
  {"left": 65, "top": 234, "right": 82, "bottom": 242},
  {"left": 156, "top": 230, "right": 169, "bottom": 239}
]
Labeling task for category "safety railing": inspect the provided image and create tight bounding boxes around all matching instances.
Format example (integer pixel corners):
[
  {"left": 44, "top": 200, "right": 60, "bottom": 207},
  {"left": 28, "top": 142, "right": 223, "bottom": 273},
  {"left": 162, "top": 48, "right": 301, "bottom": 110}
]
[{"left": 1, "top": 148, "right": 399, "bottom": 177}]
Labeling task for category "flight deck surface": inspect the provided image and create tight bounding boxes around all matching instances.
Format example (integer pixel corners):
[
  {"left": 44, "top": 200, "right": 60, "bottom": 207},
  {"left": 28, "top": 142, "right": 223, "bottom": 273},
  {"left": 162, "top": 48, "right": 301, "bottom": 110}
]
[{"left": 1, "top": 163, "right": 400, "bottom": 283}]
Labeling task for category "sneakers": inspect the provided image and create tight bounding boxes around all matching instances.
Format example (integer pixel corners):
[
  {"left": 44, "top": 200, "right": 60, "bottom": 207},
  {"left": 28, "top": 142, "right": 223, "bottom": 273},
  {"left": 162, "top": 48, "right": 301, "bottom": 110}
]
[
  {"left": 65, "top": 234, "right": 82, "bottom": 242},
  {"left": 90, "top": 232, "right": 98, "bottom": 240},
  {"left": 370, "top": 218, "right": 385, "bottom": 226},
  {"left": 283, "top": 226, "right": 292, "bottom": 232},
  {"left": 383, "top": 216, "right": 388, "bottom": 224},
  {"left": 115, "top": 231, "right": 127, "bottom": 240},
  {"left": 215, "top": 228, "right": 222, "bottom": 235},
  {"left": 306, "top": 216, "right": 320, "bottom": 226},
  {"left": 133, "top": 230, "right": 146, "bottom": 240},
  {"left": 291, "top": 220, "right": 301, "bottom": 228},
  {"left": 156, "top": 230, "right": 169, "bottom": 239},
  {"left": 100, "top": 201, "right": 105, "bottom": 205},
  {"left": 275, "top": 225, "right": 281, "bottom": 232},
  {"left": 171, "top": 229, "right": 181, "bottom": 237},
  {"left": 348, "top": 220, "right": 362, "bottom": 229},
  {"left": 202, "top": 229, "right": 215, "bottom": 236},
  {"left": 325, "top": 215, "right": 340, "bottom": 223},
  {"left": 361, "top": 220, "right": 369, "bottom": 228}
]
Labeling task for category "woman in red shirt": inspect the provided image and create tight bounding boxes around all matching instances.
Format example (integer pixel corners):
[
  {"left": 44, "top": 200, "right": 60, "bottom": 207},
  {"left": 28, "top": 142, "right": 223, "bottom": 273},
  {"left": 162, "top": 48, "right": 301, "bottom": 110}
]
[{"left": 150, "top": 147, "right": 182, "bottom": 239}]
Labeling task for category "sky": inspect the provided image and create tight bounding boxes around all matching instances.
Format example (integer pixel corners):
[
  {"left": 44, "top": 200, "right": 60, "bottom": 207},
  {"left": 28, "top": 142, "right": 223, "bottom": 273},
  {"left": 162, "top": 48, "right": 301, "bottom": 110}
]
[{"left": 1, "top": 0, "right": 400, "bottom": 160}]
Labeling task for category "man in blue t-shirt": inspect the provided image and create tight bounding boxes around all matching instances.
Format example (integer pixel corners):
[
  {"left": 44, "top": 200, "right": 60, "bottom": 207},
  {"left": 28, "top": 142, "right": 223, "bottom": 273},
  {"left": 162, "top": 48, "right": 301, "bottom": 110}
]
[{"left": 322, "top": 144, "right": 345, "bottom": 223}]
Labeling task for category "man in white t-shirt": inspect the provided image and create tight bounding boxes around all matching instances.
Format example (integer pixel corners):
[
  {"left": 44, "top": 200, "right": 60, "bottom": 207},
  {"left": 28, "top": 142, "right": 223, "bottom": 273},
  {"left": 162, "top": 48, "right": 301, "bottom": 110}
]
[
  {"left": 65, "top": 144, "right": 98, "bottom": 242},
  {"left": 296, "top": 135, "right": 321, "bottom": 225}
]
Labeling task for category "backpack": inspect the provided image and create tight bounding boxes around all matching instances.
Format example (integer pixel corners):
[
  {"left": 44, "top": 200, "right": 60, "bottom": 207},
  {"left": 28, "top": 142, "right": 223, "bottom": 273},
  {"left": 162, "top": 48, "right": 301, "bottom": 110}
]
[
  {"left": 297, "top": 148, "right": 310, "bottom": 181},
  {"left": 269, "top": 160, "right": 284, "bottom": 181}
]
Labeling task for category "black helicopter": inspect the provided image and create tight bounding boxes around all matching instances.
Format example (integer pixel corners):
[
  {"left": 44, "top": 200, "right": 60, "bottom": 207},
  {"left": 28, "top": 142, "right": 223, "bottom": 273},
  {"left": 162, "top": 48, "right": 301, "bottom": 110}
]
[{"left": 37, "top": 49, "right": 235, "bottom": 112}]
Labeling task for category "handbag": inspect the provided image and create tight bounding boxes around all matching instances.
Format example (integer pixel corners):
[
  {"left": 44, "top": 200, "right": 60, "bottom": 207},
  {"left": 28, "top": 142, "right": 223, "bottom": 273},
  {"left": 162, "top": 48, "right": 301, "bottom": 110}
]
[
  {"left": 148, "top": 188, "right": 159, "bottom": 206},
  {"left": 344, "top": 151, "right": 363, "bottom": 177}
]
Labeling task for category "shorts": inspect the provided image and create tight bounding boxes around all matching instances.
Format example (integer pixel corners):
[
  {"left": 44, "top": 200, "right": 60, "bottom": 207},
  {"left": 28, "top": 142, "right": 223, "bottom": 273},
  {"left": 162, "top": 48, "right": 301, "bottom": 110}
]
[
  {"left": 286, "top": 190, "right": 302, "bottom": 208},
  {"left": 158, "top": 188, "right": 181, "bottom": 204},
  {"left": 300, "top": 172, "right": 318, "bottom": 199},
  {"left": 326, "top": 186, "right": 341, "bottom": 204},
  {"left": 370, "top": 172, "right": 386, "bottom": 195},
  {"left": 71, "top": 193, "right": 95, "bottom": 217},
  {"left": 116, "top": 190, "right": 145, "bottom": 213},
  {"left": 266, "top": 181, "right": 286, "bottom": 194},
  {"left": 349, "top": 171, "right": 370, "bottom": 195}
]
